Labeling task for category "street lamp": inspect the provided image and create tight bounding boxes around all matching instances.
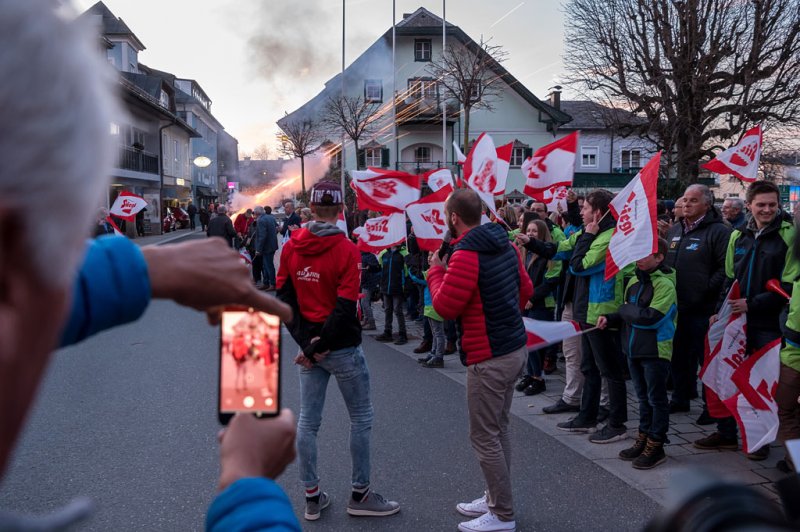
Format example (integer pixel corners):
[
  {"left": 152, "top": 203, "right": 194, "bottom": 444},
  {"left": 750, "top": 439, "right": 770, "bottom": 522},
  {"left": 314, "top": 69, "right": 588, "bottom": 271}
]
[{"left": 193, "top": 155, "right": 212, "bottom": 168}]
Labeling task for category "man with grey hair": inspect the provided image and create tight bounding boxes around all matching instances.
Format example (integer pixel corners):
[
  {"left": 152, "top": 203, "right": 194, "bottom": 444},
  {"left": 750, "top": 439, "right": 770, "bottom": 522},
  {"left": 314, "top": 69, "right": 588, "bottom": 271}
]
[
  {"left": 664, "top": 184, "right": 731, "bottom": 420},
  {"left": 722, "top": 197, "right": 747, "bottom": 230},
  {"left": 207, "top": 204, "right": 237, "bottom": 247}
]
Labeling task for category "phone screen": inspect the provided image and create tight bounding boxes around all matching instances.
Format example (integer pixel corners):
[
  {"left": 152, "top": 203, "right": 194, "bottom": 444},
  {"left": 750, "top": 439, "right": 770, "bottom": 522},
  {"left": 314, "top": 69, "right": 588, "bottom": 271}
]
[{"left": 219, "top": 308, "right": 281, "bottom": 424}]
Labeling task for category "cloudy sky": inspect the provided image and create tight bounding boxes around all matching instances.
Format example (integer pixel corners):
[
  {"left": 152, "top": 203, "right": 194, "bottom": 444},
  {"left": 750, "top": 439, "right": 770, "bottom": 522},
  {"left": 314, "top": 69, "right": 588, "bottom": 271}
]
[{"left": 71, "top": 0, "right": 566, "bottom": 155}]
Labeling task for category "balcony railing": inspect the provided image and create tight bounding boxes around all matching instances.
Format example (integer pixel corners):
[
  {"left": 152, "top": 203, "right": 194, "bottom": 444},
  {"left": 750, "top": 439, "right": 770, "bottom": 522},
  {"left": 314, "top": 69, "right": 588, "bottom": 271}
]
[
  {"left": 394, "top": 96, "right": 460, "bottom": 125},
  {"left": 118, "top": 146, "right": 159, "bottom": 174},
  {"left": 395, "top": 160, "right": 459, "bottom": 176}
]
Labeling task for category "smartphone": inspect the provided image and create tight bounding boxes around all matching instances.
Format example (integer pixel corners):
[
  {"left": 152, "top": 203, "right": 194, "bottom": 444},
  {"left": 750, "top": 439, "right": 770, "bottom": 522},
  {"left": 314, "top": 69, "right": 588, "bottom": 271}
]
[{"left": 218, "top": 307, "right": 281, "bottom": 425}]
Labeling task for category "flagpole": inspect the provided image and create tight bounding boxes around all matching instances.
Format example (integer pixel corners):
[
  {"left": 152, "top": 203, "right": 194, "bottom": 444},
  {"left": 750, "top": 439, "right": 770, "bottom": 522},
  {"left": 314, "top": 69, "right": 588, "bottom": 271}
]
[
  {"left": 341, "top": 0, "right": 346, "bottom": 202},
  {"left": 392, "top": 0, "right": 397, "bottom": 171},
  {"left": 442, "top": 0, "right": 446, "bottom": 172}
]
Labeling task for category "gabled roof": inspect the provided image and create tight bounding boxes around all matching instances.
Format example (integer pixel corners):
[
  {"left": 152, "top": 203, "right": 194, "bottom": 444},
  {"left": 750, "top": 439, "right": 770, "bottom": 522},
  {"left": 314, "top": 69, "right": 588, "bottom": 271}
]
[
  {"left": 139, "top": 63, "right": 223, "bottom": 130},
  {"left": 560, "top": 100, "right": 648, "bottom": 131},
  {"left": 118, "top": 76, "right": 199, "bottom": 138},
  {"left": 80, "top": 2, "right": 145, "bottom": 51},
  {"left": 396, "top": 7, "right": 456, "bottom": 29}
]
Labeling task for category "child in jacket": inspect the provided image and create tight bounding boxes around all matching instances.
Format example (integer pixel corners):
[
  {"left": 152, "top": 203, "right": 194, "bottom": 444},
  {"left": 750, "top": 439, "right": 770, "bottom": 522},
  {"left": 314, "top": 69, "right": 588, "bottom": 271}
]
[{"left": 409, "top": 252, "right": 445, "bottom": 368}]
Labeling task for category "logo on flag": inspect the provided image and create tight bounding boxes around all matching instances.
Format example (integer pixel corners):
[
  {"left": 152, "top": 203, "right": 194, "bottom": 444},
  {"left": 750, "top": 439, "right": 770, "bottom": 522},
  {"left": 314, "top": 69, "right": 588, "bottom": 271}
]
[
  {"left": 456, "top": 133, "right": 503, "bottom": 216},
  {"left": 701, "top": 125, "right": 762, "bottom": 183},
  {"left": 353, "top": 212, "right": 406, "bottom": 253},
  {"left": 522, "top": 131, "right": 578, "bottom": 199},
  {"left": 424, "top": 168, "right": 454, "bottom": 193},
  {"left": 351, "top": 168, "right": 421, "bottom": 213},
  {"left": 407, "top": 185, "right": 452, "bottom": 252},
  {"left": 109, "top": 191, "right": 148, "bottom": 222}
]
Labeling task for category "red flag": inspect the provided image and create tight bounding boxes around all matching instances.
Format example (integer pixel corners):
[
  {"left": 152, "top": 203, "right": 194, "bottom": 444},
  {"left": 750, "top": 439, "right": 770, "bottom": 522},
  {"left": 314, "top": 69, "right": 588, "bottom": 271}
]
[
  {"left": 109, "top": 191, "right": 148, "bottom": 222},
  {"left": 406, "top": 185, "right": 453, "bottom": 252},
  {"left": 701, "top": 125, "right": 762, "bottom": 183},
  {"left": 522, "top": 132, "right": 578, "bottom": 199},
  {"left": 351, "top": 168, "right": 420, "bottom": 213},
  {"left": 523, "top": 317, "right": 583, "bottom": 351},
  {"left": 353, "top": 212, "right": 406, "bottom": 253},
  {"left": 605, "top": 152, "right": 661, "bottom": 280},
  {"left": 461, "top": 133, "right": 501, "bottom": 216}
]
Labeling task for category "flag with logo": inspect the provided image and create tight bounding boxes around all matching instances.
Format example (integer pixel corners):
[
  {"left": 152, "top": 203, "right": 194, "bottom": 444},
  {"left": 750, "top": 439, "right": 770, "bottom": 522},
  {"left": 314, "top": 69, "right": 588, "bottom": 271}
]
[
  {"left": 453, "top": 138, "right": 512, "bottom": 195},
  {"left": 523, "top": 317, "right": 583, "bottom": 351},
  {"left": 604, "top": 152, "right": 661, "bottom": 280},
  {"left": 543, "top": 186, "right": 569, "bottom": 213},
  {"left": 723, "top": 338, "right": 780, "bottom": 453},
  {"left": 423, "top": 168, "right": 455, "bottom": 193},
  {"left": 407, "top": 185, "right": 453, "bottom": 252},
  {"left": 699, "top": 281, "right": 748, "bottom": 418},
  {"left": 456, "top": 133, "right": 502, "bottom": 216},
  {"left": 351, "top": 168, "right": 421, "bottom": 213},
  {"left": 352, "top": 212, "right": 406, "bottom": 253},
  {"left": 522, "top": 131, "right": 578, "bottom": 200},
  {"left": 701, "top": 125, "right": 762, "bottom": 183},
  {"left": 109, "top": 191, "right": 148, "bottom": 221}
]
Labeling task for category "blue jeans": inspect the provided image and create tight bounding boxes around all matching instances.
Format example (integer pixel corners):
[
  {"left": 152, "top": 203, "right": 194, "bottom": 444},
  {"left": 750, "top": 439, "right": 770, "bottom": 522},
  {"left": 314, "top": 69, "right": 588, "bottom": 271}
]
[
  {"left": 261, "top": 251, "right": 276, "bottom": 287},
  {"left": 297, "top": 345, "right": 373, "bottom": 490},
  {"left": 628, "top": 357, "right": 670, "bottom": 441}
]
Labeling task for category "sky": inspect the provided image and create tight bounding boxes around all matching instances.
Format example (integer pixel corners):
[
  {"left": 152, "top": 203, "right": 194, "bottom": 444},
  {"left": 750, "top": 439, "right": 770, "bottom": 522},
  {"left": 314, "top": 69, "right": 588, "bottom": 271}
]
[{"left": 71, "top": 0, "right": 566, "bottom": 156}]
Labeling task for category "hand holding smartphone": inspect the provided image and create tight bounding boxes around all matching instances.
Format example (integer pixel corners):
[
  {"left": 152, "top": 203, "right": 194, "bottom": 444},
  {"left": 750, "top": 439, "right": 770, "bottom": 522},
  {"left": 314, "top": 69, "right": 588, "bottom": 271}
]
[{"left": 218, "top": 307, "right": 282, "bottom": 425}]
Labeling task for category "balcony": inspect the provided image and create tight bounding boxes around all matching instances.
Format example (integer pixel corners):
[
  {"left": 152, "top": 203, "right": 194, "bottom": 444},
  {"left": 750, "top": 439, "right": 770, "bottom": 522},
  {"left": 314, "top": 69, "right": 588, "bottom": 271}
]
[
  {"left": 394, "top": 96, "right": 460, "bottom": 125},
  {"left": 118, "top": 146, "right": 159, "bottom": 175}
]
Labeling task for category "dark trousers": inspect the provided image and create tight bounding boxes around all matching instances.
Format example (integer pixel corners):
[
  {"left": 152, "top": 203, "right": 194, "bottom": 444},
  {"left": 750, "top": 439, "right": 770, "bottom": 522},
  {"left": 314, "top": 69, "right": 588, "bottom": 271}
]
[
  {"left": 423, "top": 316, "right": 432, "bottom": 343},
  {"left": 717, "top": 327, "right": 781, "bottom": 439},
  {"left": 189, "top": 215, "right": 196, "bottom": 230},
  {"left": 578, "top": 328, "right": 628, "bottom": 427},
  {"left": 251, "top": 254, "right": 263, "bottom": 284},
  {"left": 261, "top": 251, "right": 276, "bottom": 287},
  {"left": 383, "top": 294, "right": 406, "bottom": 337},
  {"left": 407, "top": 285, "right": 420, "bottom": 319},
  {"left": 629, "top": 357, "right": 671, "bottom": 441},
  {"left": 525, "top": 307, "right": 554, "bottom": 378},
  {"left": 777, "top": 363, "right": 800, "bottom": 444},
  {"left": 445, "top": 320, "right": 457, "bottom": 343},
  {"left": 671, "top": 312, "right": 710, "bottom": 406}
]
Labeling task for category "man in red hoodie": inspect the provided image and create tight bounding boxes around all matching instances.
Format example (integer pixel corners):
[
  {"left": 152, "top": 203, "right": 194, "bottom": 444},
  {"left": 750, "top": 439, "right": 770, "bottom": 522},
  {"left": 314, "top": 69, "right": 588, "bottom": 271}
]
[
  {"left": 276, "top": 181, "right": 399, "bottom": 522},
  {"left": 428, "top": 188, "right": 532, "bottom": 532}
]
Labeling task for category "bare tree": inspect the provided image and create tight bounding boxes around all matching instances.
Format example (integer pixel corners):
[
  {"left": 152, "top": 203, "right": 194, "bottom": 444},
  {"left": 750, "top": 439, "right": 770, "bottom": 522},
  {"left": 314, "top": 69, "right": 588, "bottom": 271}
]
[
  {"left": 563, "top": 0, "right": 800, "bottom": 184},
  {"left": 252, "top": 143, "right": 273, "bottom": 160},
  {"left": 277, "top": 116, "right": 323, "bottom": 201},
  {"left": 321, "top": 95, "right": 382, "bottom": 155},
  {"left": 428, "top": 37, "right": 508, "bottom": 151}
]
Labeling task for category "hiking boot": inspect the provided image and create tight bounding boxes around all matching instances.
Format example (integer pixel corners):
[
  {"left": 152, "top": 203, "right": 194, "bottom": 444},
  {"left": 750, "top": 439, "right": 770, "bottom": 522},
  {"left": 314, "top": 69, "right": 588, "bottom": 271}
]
[
  {"left": 346, "top": 490, "right": 400, "bottom": 517},
  {"left": 394, "top": 336, "right": 408, "bottom": 346},
  {"left": 413, "top": 340, "right": 432, "bottom": 353},
  {"left": 589, "top": 423, "right": 628, "bottom": 444},
  {"left": 523, "top": 379, "right": 546, "bottom": 396},
  {"left": 375, "top": 332, "right": 393, "bottom": 342},
  {"left": 619, "top": 432, "right": 648, "bottom": 461},
  {"left": 696, "top": 409, "right": 715, "bottom": 425},
  {"left": 543, "top": 399, "right": 580, "bottom": 414},
  {"left": 597, "top": 406, "right": 610, "bottom": 424},
  {"left": 457, "top": 511, "right": 516, "bottom": 532},
  {"left": 633, "top": 439, "right": 667, "bottom": 469},
  {"left": 445, "top": 341, "right": 456, "bottom": 354},
  {"left": 515, "top": 375, "right": 534, "bottom": 392},
  {"left": 422, "top": 357, "right": 444, "bottom": 368},
  {"left": 456, "top": 493, "right": 489, "bottom": 517},
  {"left": 418, "top": 355, "right": 433, "bottom": 364},
  {"left": 747, "top": 446, "right": 770, "bottom": 461},
  {"left": 693, "top": 432, "right": 738, "bottom": 450},
  {"left": 304, "top": 492, "right": 331, "bottom": 521},
  {"left": 557, "top": 417, "right": 597, "bottom": 433}
]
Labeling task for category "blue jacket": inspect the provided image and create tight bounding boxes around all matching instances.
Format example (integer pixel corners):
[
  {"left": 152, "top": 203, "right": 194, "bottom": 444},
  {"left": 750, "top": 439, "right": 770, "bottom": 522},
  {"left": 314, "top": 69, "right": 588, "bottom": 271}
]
[
  {"left": 206, "top": 478, "right": 301, "bottom": 532},
  {"left": 360, "top": 251, "right": 381, "bottom": 290},
  {"left": 256, "top": 214, "right": 279, "bottom": 255}
]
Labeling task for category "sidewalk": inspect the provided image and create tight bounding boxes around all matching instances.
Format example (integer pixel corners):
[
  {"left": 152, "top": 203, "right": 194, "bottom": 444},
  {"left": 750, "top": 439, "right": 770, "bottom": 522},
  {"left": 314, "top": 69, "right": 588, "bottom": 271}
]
[
  {"left": 130, "top": 227, "right": 201, "bottom": 247},
  {"left": 365, "top": 302, "right": 790, "bottom": 508}
]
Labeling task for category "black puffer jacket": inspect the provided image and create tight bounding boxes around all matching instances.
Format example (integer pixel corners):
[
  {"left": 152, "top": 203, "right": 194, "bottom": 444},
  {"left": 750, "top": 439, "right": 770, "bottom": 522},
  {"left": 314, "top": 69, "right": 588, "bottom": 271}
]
[{"left": 664, "top": 207, "right": 731, "bottom": 316}]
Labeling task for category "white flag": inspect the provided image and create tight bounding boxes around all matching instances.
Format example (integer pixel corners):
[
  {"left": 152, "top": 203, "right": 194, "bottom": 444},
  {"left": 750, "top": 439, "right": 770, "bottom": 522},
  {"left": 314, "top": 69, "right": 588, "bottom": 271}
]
[
  {"left": 702, "top": 125, "right": 762, "bottom": 183},
  {"left": 522, "top": 132, "right": 578, "bottom": 199},
  {"left": 353, "top": 212, "right": 406, "bottom": 253},
  {"left": 407, "top": 185, "right": 452, "bottom": 252},
  {"left": 109, "top": 191, "right": 148, "bottom": 222},
  {"left": 424, "top": 168, "right": 454, "bottom": 192},
  {"left": 351, "top": 168, "right": 420, "bottom": 213}
]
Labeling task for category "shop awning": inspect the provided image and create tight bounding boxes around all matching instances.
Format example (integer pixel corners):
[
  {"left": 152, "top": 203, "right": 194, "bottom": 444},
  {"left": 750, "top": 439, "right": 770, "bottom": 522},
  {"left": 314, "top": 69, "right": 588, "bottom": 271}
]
[{"left": 196, "top": 186, "right": 218, "bottom": 197}]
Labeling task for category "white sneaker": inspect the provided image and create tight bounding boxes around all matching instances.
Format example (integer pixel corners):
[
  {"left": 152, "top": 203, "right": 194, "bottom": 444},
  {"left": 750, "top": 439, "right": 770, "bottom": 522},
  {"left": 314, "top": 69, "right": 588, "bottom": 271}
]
[
  {"left": 456, "top": 493, "right": 489, "bottom": 517},
  {"left": 458, "top": 511, "right": 516, "bottom": 532}
]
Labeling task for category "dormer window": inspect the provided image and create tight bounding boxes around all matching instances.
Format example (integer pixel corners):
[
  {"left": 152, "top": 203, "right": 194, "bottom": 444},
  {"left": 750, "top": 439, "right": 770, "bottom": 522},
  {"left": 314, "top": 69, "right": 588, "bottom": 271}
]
[{"left": 159, "top": 90, "right": 169, "bottom": 109}]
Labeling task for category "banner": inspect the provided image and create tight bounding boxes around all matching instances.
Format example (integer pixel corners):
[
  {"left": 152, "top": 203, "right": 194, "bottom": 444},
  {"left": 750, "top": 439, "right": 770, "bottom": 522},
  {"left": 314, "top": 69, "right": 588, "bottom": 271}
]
[
  {"left": 351, "top": 168, "right": 420, "bottom": 213},
  {"left": 109, "top": 191, "right": 148, "bottom": 222},
  {"left": 701, "top": 125, "right": 762, "bottom": 183},
  {"left": 353, "top": 212, "right": 406, "bottom": 253},
  {"left": 605, "top": 152, "right": 661, "bottom": 280},
  {"left": 523, "top": 317, "right": 582, "bottom": 351},
  {"left": 522, "top": 131, "right": 578, "bottom": 199},
  {"left": 407, "top": 185, "right": 452, "bottom": 252}
]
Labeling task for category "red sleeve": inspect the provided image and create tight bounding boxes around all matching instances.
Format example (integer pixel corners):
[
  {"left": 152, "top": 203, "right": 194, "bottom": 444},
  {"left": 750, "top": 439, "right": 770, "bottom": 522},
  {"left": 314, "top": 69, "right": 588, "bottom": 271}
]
[
  {"left": 429, "top": 249, "right": 479, "bottom": 321},
  {"left": 515, "top": 244, "right": 533, "bottom": 310},
  {"left": 338, "top": 242, "right": 361, "bottom": 301},
  {"left": 275, "top": 241, "right": 292, "bottom": 290}
]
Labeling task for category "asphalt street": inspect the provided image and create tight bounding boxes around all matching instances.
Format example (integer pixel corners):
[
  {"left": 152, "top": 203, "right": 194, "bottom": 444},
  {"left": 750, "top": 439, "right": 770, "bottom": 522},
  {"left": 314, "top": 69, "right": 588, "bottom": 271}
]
[{"left": 1, "top": 297, "right": 661, "bottom": 531}]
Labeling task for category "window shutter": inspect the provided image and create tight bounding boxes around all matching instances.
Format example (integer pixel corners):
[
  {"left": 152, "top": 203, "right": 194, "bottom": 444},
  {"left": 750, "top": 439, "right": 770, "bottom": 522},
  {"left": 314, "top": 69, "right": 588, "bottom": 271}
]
[
  {"left": 357, "top": 149, "right": 366, "bottom": 170},
  {"left": 381, "top": 148, "right": 390, "bottom": 168},
  {"left": 524, "top": 147, "right": 533, "bottom": 159}
]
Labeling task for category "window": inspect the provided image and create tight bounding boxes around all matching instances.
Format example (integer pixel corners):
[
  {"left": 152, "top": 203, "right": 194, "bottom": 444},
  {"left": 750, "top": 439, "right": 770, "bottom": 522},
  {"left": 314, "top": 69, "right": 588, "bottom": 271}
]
[
  {"left": 365, "top": 148, "right": 382, "bottom": 167},
  {"left": 110, "top": 123, "right": 120, "bottom": 136},
  {"left": 408, "top": 79, "right": 437, "bottom": 101},
  {"left": 364, "top": 79, "right": 382, "bottom": 103},
  {"left": 621, "top": 149, "right": 641, "bottom": 170},
  {"left": 468, "top": 80, "right": 481, "bottom": 102},
  {"left": 581, "top": 147, "right": 598, "bottom": 168},
  {"left": 159, "top": 90, "right": 170, "bottom": 109},
  {"left": 415, "top": 39, "right": 432, "bottom": 61},
  {"left": 415, "top": 146, "right": 431, "bottom": 164},
  {"left": 511, "top": 147, "right": 526, "bottom": 167}
]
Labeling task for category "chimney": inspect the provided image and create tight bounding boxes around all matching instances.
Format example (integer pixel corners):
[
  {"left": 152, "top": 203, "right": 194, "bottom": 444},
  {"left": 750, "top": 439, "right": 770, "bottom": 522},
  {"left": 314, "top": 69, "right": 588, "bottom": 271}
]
[{"left": 548, "top": 86, "right": 562, "bottom": 110}]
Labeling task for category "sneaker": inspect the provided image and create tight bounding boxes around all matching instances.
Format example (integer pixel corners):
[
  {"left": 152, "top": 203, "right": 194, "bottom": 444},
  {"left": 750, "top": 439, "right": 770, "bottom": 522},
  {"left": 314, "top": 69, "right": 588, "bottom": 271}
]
[
  {"left": 693, "top": 432, "right": 738, "bottom": 450},
  {"left": 619, "top": 432, "right": 648, "bottom": 461},
  {"left": 597, "top": 406, "right": 610, "bottom": 424},
  {"left": 456, "top": 493, "right": 488, "bottom": 517},
  {"left": 375, "top": 332, "right": 393, "bottom": 342},
  {"left": 422, "top": 357, "right": 444, "bottom": 368},
  {"left": 515, "top": 376, "right": 534, "bottom": 392},
  {"left": 394, "top": 336, "right": 408, "bottom": 346},
  {"left": 589, "top": 423, "right": 628, "bottom": 444},
  {"left": 696, "top": 409, "right": 715, "bottom": 426},
  {"left": 304, "top": 492, "right": 331, "bottom": 521},
  {"left": 543, "top": 399, "right": 580, "bottom": 414},
  {"left": 632, "top": 439, "right": 667, "bottom": 469},
  {"left": 413, "top": 340, "right": 432, "bottom": 354},
  {"left": 457, "top": 511, "right": 516, "bottom": 532},
  {"left": 746, "top": 446, "right": 770, "bottom": 461},
  {"left": 346, "top": 490, "right": 400, "bottom": 517},
  {"left": 557, "top": 417, "right": 597, "bottom": 433},
  {"left": 523, "top": 379, "right": 546, "bottom": 396}
]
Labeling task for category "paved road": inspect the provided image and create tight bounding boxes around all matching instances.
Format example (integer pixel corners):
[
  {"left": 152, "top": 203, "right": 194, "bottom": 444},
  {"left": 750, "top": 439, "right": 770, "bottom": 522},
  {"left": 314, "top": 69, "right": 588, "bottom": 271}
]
[{"left": 0, "top": 294, "right": 662, "bottom": 531}]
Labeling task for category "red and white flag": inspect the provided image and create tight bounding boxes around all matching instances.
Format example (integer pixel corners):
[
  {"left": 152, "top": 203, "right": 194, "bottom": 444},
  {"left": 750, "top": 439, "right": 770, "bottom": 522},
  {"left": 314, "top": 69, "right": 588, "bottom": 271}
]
[
  {"left": 336, "top": 211, "right": 348, "bottom": 237},
  {"left": 544, "top": 186, "right": 569, "bottom": 213},
  {"left": 523, "top": 317, "right": 582, "bottom": 351},
  {"left": 424, "top": 168, "right": 454, "bottom": 193},
  {"left": 724, "top": 338, "right": 780, "bottom": 453},
  {"left": 459, "top": 133, "right": 502, "bottom": 216},
  {"left": 605, "top": 152, "right": 661, "bottom": 280},
  {"left": 109, "top": 191, "right": 148, "bottom": 222},
  {"left": 351, "top": 168, "right": 420, "bottom": 213},
  {"left": 701, "top": 125, "right": 762, "bottom": 183},
  {"left": 407, "top": 185, "right": 452, "bottom": 252},
  {"left": 522, "top": 132, "right": 578, "bottom": 199},
  {"left": 699, "top": 281, "right": 748, "bottom": 418},
  {"left": 105, "top": 216, "right": 124, "bottom": 236},
  {"left": 353, "top": 212, "right": 406, "bottom": 253},
  {"left": 494, "top": 141, "right": 513, "bottom": 196}
]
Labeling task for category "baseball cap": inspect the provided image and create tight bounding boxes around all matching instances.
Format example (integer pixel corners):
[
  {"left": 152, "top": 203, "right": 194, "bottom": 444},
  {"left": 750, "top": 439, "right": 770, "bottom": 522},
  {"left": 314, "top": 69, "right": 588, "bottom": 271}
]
[{"left": 310, "top": 181, "right": 343, "bottom": 206}]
